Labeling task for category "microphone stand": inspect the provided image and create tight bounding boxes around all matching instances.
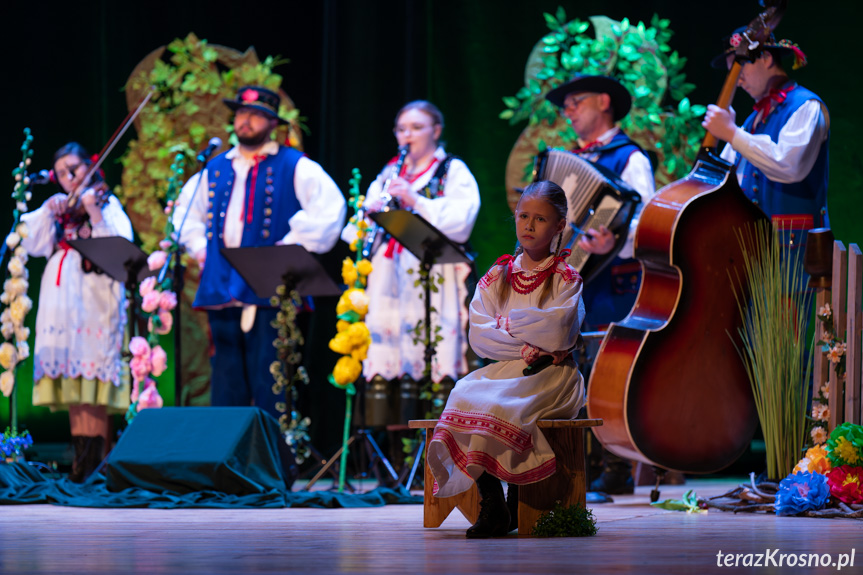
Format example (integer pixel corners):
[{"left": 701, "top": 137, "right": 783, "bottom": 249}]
[{"left": 156, "top": 153, "right": 212, "bottom": 407}]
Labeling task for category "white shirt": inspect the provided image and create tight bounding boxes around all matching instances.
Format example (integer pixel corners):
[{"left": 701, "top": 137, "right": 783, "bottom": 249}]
[
  {"left": 720, "top": 99, "right": 829, "bottom": 185},
  {"left": 173, "top": 142, "right": 346, "bottom": 257}
]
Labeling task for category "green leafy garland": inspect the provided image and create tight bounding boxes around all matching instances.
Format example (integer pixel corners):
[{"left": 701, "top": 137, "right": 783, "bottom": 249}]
[
  {"left": 270, "top": 284, "right": 311, "bottom": 463},
  {"left": 501, "top": 9, "right": 707, "bottom": 205},
  {"left": 808, "top": 303, "right": 846, "bottom": 447}
]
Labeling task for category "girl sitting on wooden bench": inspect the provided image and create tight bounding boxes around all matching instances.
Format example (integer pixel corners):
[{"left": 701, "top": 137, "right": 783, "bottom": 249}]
[{"left": 427, "top": 180, "right": 585, "bottom": 538}]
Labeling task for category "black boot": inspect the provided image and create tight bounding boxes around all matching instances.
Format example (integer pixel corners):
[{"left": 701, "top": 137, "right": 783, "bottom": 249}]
[
  {"left": 68, "top": 436, "right": 104, "bottom": 483},
  {"left": 68, "top": 436, "right": 88, "bottom": 483},
  {"left": 466, "top": 472, "right": 510, "bottom": 538},
  {"left": 506, "top": 483, "right": 519, "bottom": 532},
  {"left": 589, "top": 451, "right": 634, "bottom": 495}
]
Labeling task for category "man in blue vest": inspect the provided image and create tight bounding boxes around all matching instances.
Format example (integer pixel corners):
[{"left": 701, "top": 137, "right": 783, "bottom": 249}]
[
  {"left": 545, "top": 75, "right": 656, "bottom": 495},
  {"left": 174, "top": 85, "right": 346, "bottom": 423},
  {"left": 702, "top": 32, "right": 829, "bottom": 232}
]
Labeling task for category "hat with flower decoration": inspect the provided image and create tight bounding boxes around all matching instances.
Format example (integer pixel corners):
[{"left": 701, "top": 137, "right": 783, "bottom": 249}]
[
  {"left": 223, "top": 86, "right": 288, "bottom": 125},
  {"left": 711, "top": 26, "right": 808, "bottom": 70}
]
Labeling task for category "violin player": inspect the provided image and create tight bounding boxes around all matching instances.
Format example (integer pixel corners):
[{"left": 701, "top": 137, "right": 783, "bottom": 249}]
[{"left": 21, "top": 142, "right": 134, "bottom": 482}]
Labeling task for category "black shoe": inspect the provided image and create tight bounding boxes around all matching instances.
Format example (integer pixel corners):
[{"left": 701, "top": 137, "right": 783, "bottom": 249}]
[
  {"left": 589, "top": 469, "right": 634, "bottom": 495},
  {"left": 466, "top": 473, "right": 510, "bottom": 538},
  {"left": 505, "top": 483, "right": 519, "bottom": 532}
]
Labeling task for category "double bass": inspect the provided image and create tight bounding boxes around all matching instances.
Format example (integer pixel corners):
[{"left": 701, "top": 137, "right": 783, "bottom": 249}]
[{"left": 586, "top": 2, "right": 785, "bottom": 474}]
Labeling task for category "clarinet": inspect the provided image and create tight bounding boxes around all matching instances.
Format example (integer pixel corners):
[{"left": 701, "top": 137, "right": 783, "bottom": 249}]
[{"left": 361, "top": 145, "right": 409, "bottom": 259}]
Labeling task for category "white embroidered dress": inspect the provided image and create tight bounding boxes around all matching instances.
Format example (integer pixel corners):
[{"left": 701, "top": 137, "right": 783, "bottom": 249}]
[
  {"left": 344, "top": 147, "right": 480, "bottom": 382},
  {"left": 427, "top": 253, "right": 585, "bottom": 497},
  {"left": 21, "top": 194, "right": 133, "bottom": 412}
]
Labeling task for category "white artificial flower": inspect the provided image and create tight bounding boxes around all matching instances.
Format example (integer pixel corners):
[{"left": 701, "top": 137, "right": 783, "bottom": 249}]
[{"left": 5, "top": 233, "right": 20, "bottom": 249}]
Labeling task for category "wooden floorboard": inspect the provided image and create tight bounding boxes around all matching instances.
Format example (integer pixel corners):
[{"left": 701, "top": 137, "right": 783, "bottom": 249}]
[{"left": 1, "top": 480, "right": 861, "bottom": 574}]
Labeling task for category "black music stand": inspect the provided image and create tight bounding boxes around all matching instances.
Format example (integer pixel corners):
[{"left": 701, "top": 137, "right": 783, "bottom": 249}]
[
  {"left": 370, "top": 209, "right": 472, "bottom": 379},
  {"left": 220, "top": 244, "right": 345, "bottom": 487},
  {"left": 369, "top": 209, "right": 473, "bottom": 488},
  {"left": 67, "top": 237, "right": 155, "bottom": 340}
]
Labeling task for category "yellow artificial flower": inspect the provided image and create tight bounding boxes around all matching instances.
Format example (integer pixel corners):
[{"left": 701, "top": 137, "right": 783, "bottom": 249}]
[
  {"left": 0, "top": 342, "right": 18, "bottom": 370},
  {"left": 350, "top": 341, "right": 370, "bottom": 361},
  {"left": 328, "top": 332, "right": 353, "bottom": 356},
  {"left": 834, "top": 437, "right": 862, "bottom": 466},
  {"left": 357, "top": 219, "right": 369, "bottom": 231},
  {"left": 0, "top": 370, "right": 14, "bottom": 398},
  {"left": 347, "top": 322, "right": 370, "bottom": 345},
  {"left": 356, "top": 259, "right": 373, "bottom": 277},
  {"left": 347, "top": 289, "right": 369, "bottom": 316},
  {"left": 336, "top": 319, "right": 351, "bottom": 333},
  {"left": 341, "top": 258, "right": 358, "bottom": 286},
  {"left": 16, "top": 222, "right": 28, "bottom": 239},
  {"left": 9, "top": 295, "right": 32, "bottom": 325},
  {"left": 332, "top": 356, "right": 362, "bottom": 386}
]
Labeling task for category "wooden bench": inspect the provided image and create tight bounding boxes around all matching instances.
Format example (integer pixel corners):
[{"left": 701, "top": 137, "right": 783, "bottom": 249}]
[{"left": 408, "top": 418, "right": 603, "bottom": 536}]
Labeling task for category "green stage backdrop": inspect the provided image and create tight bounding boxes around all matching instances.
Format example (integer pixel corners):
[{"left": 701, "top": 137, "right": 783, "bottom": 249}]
[{"left": 2, "top": 0, "right": 860, "bottom": 457}]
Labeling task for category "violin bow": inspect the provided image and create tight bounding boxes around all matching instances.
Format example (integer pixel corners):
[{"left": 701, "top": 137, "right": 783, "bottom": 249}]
[{"left": 66, "top": 86, "right": 156, "bottom": 208}]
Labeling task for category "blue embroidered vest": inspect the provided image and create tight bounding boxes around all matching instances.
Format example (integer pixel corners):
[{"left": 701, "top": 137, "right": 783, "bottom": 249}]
[
  {"left": 578, "top": 131, "right": 645, "bottom": 175},
  {"left": 194, "top": 146, "right": 303, "bottom": 308},
  {"left": 736, "top": 83, "right": 829, "bottom": 227},
  {"left": 577, "top": 132, "right": 649, "bottom": 329}
]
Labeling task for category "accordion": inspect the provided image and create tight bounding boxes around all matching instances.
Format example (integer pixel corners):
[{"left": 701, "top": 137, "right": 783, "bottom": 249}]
[{"left": 533, "top": 149, "right": 642, "bottom": 285}]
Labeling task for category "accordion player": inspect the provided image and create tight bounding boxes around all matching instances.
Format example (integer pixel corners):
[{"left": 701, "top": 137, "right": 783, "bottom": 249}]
[{"left": 532, "top": 148, "right": 642, "bottom": 284}]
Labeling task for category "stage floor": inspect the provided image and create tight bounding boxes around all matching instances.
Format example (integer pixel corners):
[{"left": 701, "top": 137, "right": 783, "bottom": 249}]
[{"left": 1, "top": 478, "right": 861, "bottom": 574}]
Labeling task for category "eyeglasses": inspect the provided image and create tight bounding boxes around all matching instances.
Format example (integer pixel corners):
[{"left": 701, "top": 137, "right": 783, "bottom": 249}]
[
  {"left": 393, "top": 123, "right": 435, "bottom": 136},
  {"left": 561, "top": 93, "right": 597, "bottom": 114}
]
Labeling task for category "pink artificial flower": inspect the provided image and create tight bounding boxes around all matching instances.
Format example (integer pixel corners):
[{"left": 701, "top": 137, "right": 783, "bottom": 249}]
[
  {"left": 150, "top": 345, "right": 168, "bottom": 377},
  {"left": 137, "top": 379, "right": 164, "bottom": 410},
  {"left": 130, "top": 378, "right": 140, "bottom": 402},
  {"left": 158, "top": 239, "right": 173, "bottom": 251},
  {"left": 141, "top": 291, "right": 162, "bottom": 313},
  {"left": 147, "top": 250, "right": 168, "bottom": 271},
  {"left": 130, "top": 356, "right": 152, "bottom": 383},
  {"left": 129, "top": 336, "right": 151, "bottom": 358},
  {"left": 241, "top": 89, "right": 259, "bottom": 102},
  {"left": 139, "top": 276, "right": 157, "bottom": 297},
  {"left": 159, "top": 291, "right": 178, "bottom": 312},
  {"left": 149, "top": 310, "right": 173, "bottom": 335}
]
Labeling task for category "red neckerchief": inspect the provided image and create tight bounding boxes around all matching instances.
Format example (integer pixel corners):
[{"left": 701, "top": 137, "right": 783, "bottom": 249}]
[
  {"left": 241, "top": 154, "right": 268, "bottom": 224},
  {"left": 753, "top": 84, "right": 796, "bottom": 119},
  {"left": 572, "top": 140, "right": 602, "bottom": 154}
]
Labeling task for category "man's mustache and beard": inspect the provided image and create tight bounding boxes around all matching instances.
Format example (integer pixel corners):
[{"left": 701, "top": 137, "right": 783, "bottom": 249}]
[{"left": 236, "top": 120, "right": 272, "bottom": 147}]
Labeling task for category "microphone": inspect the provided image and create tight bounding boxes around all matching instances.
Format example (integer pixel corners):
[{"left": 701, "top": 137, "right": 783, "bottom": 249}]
[
  {"left": 31, "top": 169, "right": 52, "bottom": 185},
  {"left": 196, "top": 137, "right": 222, "bottom": 163}
]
